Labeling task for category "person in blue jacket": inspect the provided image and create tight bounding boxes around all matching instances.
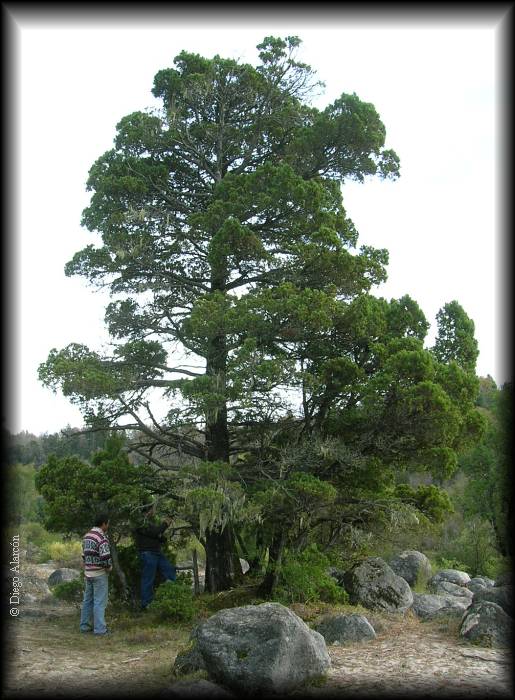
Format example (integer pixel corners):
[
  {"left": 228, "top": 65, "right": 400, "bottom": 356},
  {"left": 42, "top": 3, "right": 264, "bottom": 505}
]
[{"left": 133, "top": 504, "right": 176, "bottom": 610}]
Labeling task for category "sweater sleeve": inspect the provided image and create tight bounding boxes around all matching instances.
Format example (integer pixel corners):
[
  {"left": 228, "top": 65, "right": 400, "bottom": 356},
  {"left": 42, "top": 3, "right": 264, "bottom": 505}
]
[{"left": 98, "top": 535, "right": 112, "bottom": 568}]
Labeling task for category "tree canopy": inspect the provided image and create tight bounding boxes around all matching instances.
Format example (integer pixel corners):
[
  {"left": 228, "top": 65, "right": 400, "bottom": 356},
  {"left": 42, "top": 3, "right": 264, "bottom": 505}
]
[{"left": 38, "top": 36, "right": 485, "bottom": 592}]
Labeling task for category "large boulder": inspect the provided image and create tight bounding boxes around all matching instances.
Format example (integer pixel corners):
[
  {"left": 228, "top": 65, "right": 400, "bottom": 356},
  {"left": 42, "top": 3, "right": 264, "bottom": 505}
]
[
  {"left": 193, "top": 602, "right": 330, "bottom": 696},
  {"left": 388, "top": 550, "right": 432, "bottom": 587},
  {"left": 21, "top": 574, "right": 52, "bottom": 601},
  {"left": 314, "top": 613, "right": 376, "bottom": 645},
  {"left": 343, "top": 557, "right": 413, "bottom": 613},
  {"left": 466, "top": 576, "right": 495, "bottom": 594},
  {"left": 472, "top": 585, "right": 513, "bottom": 617},
  {"left": 431, "top": 580, "right": 474, "bottom": 602},
  {"left": 47, "top": 568, "right": 81, "bottom": 587},
  {"left": 411, "top": 593, "right": 470, "bottom": 620},
  {"left": 495, "top": 571, "right": 513, "bottom": 587},
  {"left": 459, "top": 600, "right": 512, "bottom": 648},
  {"left": 428, "top": 569, "right": 471, "bottom": 590}
]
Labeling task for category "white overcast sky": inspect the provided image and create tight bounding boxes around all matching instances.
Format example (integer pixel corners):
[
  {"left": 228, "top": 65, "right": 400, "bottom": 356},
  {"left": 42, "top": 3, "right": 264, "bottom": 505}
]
[{"left": 7, "top": 8, "right": 510, "bottom": 435}]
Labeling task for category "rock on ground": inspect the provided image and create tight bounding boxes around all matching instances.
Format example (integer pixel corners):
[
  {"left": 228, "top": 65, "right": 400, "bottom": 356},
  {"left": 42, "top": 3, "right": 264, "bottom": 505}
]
[
  {"left": 388, "top": 550, "right": 432, "bottom": 587},
  {"left": 428, "top": 569, "right": 471, "bottom": 589},
  {"left": 466, "top": 576, "right": 495, "bottom": 594},
  {"left": 193, "top": 602, "right": 330, "bottom": 696},
  {"left": 495, "top": 571, "right": 513, "bottom": 587},
  {"left": 173, "top": 629, "right": 206, "bottom": 676},
  {"left": 48, "top": 567, "right": 81, "bottom": 587},
  {"left": 430, "top": 580, "right": 474, "bottom": 602},
  {"left": 314, "top": 613, "right": 376, "bottom": 645},
  {"left": 411, "top": 593, "right": 470, "bottom": 620},
  {"left": 472, "top": 585, "right": 513, "bottom": 617},
  {"left": 459, "top": 600, "right": 512, "bottom": 648},
  {"left": 343, "top": 557, "right": 414, "bottom": 613}
]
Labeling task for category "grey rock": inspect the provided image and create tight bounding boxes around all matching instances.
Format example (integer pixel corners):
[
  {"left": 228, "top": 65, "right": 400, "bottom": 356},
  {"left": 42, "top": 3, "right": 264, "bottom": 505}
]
[
  {"left": 22, "top": 575, "right": 52, "bottom": 600},
  {"left": 160, "top": 679, "right": 235, "bottom": 699},
  {"left": 466, "top": 578, "right": 491, "bottom": 594},
  {"left": 431, "top": 580, "right": 474, "bottom": 601},
  {"left": 48, "top": 568, "right": 81, "bottom": 587},
  {"left": 428, "top": 569, "right": 471, "bottom": 590},
  {"left": 471, "top": 576, "right": 495, "bottom": 587},
  {"left": 388, "top": 550, "right": 432, "bottom": 587},
  {"left": 173, "top": 630, "right": 207, "bottom": 676},
  {"left": 494, "top": 571, "right": 513, "bottom": 587},
  {"left": 194, "top": 602, "right": 330, "bottom": 696},
  {"left": 411, "top": 593, "right": 470, "bottom": 620},
  {"left": 472, "top": 585, "right": 513, "bottom": 617},
  {"left": 314, "top": 613, "right": 376, "bottom": 645},
  {"left": 343, "top": 557, "right": 413, "bottom": 613},
  {"left": 459, "top": 600, "right": 512, "bottom": 647}
]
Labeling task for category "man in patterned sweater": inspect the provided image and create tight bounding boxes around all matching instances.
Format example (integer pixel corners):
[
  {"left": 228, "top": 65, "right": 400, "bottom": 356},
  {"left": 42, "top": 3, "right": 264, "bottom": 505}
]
[{"left": 79, "top": 512, "right": 112, "bottom": 635}]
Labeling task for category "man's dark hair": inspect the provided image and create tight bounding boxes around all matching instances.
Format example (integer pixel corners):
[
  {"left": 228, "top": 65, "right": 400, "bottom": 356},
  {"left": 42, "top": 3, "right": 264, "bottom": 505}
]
[{"left": 94, "top": 512, "right": 110, "bottom": 527}]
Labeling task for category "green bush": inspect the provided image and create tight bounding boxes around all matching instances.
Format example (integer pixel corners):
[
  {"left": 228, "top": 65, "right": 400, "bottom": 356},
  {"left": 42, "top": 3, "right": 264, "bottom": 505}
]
[
  {"left": 52, "top": 576, "right": 85, "bottom": 604},
  {"left": 43, "top": 540, "right": 83, "bottom": 566},
  {"left": 148, "top": 575, "right": 196, "bottom": 622},
  {"left": 432, "top": 516, "right": 505, "bottom": 578},
  {"left": 434, "top": 556, "right": 471, "bottom": 573},
  {"left": 272, "top": 544, "right": 348, "bottom": 605}
]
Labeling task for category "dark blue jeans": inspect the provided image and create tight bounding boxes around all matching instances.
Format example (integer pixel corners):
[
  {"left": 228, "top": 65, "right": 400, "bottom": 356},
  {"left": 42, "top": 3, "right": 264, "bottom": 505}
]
[{"left": 139, "top": 550, "right": 176, "bottom": 608}]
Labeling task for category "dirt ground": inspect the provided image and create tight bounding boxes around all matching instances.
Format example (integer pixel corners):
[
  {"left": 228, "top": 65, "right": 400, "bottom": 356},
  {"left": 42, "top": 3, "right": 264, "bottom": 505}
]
[{"left": 3, "top": 601, "right": 513, "bottom": 699}]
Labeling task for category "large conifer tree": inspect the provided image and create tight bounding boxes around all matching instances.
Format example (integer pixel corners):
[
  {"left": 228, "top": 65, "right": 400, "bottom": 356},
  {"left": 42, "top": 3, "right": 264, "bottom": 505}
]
[{"left": 39, "top": 37, "right": 483, "bottom": 592}]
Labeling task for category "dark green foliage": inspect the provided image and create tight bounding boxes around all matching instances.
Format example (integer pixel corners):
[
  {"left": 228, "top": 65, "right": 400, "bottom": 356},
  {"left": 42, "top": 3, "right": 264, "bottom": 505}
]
[
  {"left": 34, "top": 434, "right": 153, "bottom": 534},
  {"left": 458, "top": 381, "right": 512, "bottom": 556},
  {"left": 52, "top": 576, "right": 85, "bottom": 604},
  {"left": 148, "top": 575, "right": 196, "bottom": 622},
  {"left": 432, "top": 300, "right": 479, "bottom": 373},
  {"left": 394, "top": 483, "right": 454, "bottom": 523},
  {"left": 271, "top": 544, "right": 348, "bottom": 605}
]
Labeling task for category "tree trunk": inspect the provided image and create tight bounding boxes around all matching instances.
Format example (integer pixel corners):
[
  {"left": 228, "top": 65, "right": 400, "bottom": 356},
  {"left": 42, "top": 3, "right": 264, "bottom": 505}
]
[
  {"left": 192, "top": 548, "right": 200, "bottom": 595},
  {"left": 203, "top": 302, "right": 239, "bottom": 592},
  {"left": 258, "top": 527, "right": 286, "bottom": 598},
  {"left": 109, "top": 537, "right": 132, "bottom": 603},
  {"left": 204, "top": 526, "right": 239, "bottom": 593}
]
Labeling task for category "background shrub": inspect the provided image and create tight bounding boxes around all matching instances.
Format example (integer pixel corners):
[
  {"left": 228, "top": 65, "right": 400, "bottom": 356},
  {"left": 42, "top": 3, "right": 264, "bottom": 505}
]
[
  {"left": 272, "top": 544, "right": 348, "bottom": 605},
  {"left": 52, "top": 575, "right": 85, "bottom": 604},
  {"left": 44, "top": 540, "right": 83, "bottom": 566},
  {"left": 148, "top": 574, "right": 196, "bottom": 622}
]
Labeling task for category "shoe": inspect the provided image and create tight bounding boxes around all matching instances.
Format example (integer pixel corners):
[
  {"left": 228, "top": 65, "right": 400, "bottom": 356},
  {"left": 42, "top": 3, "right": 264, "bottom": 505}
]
[{"left": 94, "top": 629, "right": 112, "bottom": 636}]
